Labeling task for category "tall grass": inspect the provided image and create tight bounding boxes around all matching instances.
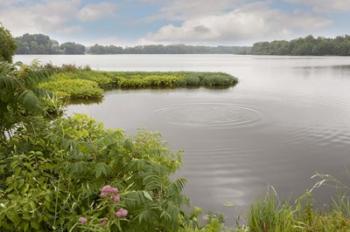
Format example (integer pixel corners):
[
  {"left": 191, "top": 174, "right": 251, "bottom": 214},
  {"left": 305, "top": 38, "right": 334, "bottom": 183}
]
[{"left": 237, "top": 189, "right": 350, "bottom": 232}]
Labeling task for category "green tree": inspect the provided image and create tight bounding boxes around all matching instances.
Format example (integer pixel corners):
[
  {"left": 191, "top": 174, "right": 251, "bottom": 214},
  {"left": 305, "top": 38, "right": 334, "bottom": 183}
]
[
  {"left": 16, "top": 34, "right": 60, "bottom": 54},
  {"left": 251, "top": 35, "right": 350, "bottom": 56},
  {"left": 0, "top": 24, "right": 16, "bottom": 62},
  {"left": 60, "top": 42, "right": 85, "bottom": 54}
]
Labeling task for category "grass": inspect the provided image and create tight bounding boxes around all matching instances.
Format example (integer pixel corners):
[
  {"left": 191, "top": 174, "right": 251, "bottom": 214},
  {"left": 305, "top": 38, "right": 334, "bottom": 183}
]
[
  {"left": 38, "top": 70, "right": 238, "bottom": 101},
  {"left": 236, "top": 191, "right": 350, "bottom": 232}
]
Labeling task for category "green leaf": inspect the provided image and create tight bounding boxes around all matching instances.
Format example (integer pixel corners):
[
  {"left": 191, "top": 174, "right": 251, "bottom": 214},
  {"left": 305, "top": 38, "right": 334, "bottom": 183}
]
[
  {"left": 95, "top": 162, "right": 108, "bottom": 178},
  {"left": 143, "top": 191, "right": 153, "bottom": 201},
  {"left": 6, "top": 210, "right": 20, "bottom": 225}
]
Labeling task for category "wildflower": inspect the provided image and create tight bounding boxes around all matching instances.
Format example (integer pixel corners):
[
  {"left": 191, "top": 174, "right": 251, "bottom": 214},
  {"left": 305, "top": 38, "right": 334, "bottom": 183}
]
[
  {"left": 115, "top": 208, "right": 128, "bottom": 218},
  {"left": 100, "top": 185, "right": 119, "bottom": 197},
  {"left": 79, "top": 217, "right": 87, "bottom": 224},
  {"left": 112, "top": 194, "right": 120, "bottom": 203}
]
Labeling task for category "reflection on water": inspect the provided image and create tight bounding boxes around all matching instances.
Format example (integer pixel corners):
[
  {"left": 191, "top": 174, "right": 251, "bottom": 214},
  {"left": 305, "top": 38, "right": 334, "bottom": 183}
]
[{"left": 15, "top": 54, "right": 350, "bottom": 223}]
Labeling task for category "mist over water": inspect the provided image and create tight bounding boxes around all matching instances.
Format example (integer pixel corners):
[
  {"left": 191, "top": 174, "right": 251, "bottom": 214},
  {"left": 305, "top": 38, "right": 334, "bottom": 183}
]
[{"left": 15, "top": 54, "right": 350, "bottom": 223}]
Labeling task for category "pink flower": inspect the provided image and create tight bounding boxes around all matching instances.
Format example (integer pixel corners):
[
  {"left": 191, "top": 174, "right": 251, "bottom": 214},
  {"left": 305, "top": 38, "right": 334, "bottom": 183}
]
[
  {"left": 79, "top": 217, "right": 87, "bottom": 224},
  {"left": 112, "top": 194, "right": 120, "bottom": 203},
  {"left": 115, "top": 208, "right": 128, "bottom": 218},
  {"left": 100, "top": 185, "right": 119, "bottom": 197}
]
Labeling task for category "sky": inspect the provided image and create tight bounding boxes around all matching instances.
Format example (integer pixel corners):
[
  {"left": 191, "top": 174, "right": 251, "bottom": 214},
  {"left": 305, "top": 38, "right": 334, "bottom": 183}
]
[{"left": 0, "top": 0, "right": 350, "bottom": 46}]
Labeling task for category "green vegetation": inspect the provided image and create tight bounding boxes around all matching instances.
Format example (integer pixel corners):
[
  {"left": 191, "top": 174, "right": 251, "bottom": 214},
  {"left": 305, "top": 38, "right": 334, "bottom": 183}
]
[
  {"left": 0, "top": 24, "right": 16, "bottom": 62},
  {"left": 15, "top": 34, "right": 85, "bottom": 54},
  {"left": 8, "top": 62, "right": 350, "bottom": 232},
  {"left": 39, "top": 79, "right": 103, "bottom": 99},
  {"left": 4, "top": 24, "right": 350, "bottom": 231},
  {"left": 0, "top": 112, "right": 190, "bottom": 231},
  {"left": 14, "top": 32, "right": 350, "bottom": 56},
  {"left": 251, "top": 35, "right": 350, "bottom": 56},
  {"left": 87, "top": 44, "right": 251, "bottom": 55},
  {"left": 0, "top": 62, "right": 52, "bottom": 134},
  {"left": 0, "top": 61, "right": 217, "bottom": 231},
  {"left": 236, "top": 189, "right": 350, "bottom": 232},
  {"left": 60, "top": 42, "right": 86, "bottom": 54},
  {"left": 14, "top": 33, "right": 250, "bottom": 55},
  {"left": 36, "top": 65, "right": 238, "bottom": 101}
]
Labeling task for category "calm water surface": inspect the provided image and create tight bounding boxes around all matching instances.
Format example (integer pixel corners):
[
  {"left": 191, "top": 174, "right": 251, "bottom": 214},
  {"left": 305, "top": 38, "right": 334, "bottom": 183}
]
[{"left": 15, "top": 55, "right": 350, "bottom": 222}]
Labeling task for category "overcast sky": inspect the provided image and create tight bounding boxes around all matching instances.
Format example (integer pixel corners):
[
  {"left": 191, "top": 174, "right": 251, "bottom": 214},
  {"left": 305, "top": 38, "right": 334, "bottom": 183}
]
[{"left": 0, "top": 0, "right": 349, "bottom": 46}]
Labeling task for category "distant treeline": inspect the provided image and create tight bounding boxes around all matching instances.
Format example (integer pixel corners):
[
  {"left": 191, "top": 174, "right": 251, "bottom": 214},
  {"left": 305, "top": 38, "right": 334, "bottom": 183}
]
[
  {"left": 15, "top": 33, "right": 350, "bottom": 56},
  {"left": 15, "top": 34, "right": 85, "bottom": 54},
  {"left": 15, "top": 33, "right": 250, "bottom": 55},
  {"left": 251, "top": 35, "right": 350, "bottom": 56},
  {"left": 88, "top": 44, "right": 250, "bottom": 54}
]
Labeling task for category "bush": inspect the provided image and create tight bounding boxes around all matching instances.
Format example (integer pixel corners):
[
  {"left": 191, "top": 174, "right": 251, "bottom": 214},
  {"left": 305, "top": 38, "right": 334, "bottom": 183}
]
[
  {"left": 38, "top": 79, "right": 103, "bottom": 100},
  {"left": 0, "top": 114, "right": 191, "bottom": 231}
]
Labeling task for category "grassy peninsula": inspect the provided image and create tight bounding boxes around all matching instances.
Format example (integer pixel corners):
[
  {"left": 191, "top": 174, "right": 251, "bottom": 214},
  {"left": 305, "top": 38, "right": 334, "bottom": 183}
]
[{"left": 36, "top": 64, "right": 238, "bottom": 101}]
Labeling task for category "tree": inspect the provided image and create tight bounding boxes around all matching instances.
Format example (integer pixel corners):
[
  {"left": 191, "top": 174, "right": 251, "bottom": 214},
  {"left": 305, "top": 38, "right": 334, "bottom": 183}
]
[
  {"left": 251, "top": 35, "right": 350, "bottom": 56},
  {"left": 0, "top": 24, "right": 16, "bottom": 62},
  {"left": 16, "top": 34, "right": 60, "bottom": 54},
  {"left": 60, "top": 42, "right": 85, "bottom": 54}
]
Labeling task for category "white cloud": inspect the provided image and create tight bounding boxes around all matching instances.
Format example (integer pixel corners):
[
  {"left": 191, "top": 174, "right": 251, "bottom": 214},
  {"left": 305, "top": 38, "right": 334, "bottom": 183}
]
[
  {"left": 0, "top": 0, "right": 117, "bottom": 37},
  {"left": 147, "top": 0, "right": 244, "bottom": 20},
  {"left": 81, "top": 36, "right": 135, "bottom": 47},
  {"left": 143, "top": 3, "right": 331, "bottom": 44},
  {"left": 286, "top": 0, "right": 350, "bottom": 12},
  {"left": 78, "top": 2, "right": 117, "bottom": 22},
  {"left": 0, "top": 0, "right": 81, "bottom": 36}
]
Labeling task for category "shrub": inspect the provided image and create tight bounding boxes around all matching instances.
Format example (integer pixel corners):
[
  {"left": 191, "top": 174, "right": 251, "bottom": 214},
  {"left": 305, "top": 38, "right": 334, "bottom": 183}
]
[
  {"left": 39, "top": 79, "right": 103, "bottom": 100},
  {"left": 0, "top": 114, "right": 190, "bottom": 231}
]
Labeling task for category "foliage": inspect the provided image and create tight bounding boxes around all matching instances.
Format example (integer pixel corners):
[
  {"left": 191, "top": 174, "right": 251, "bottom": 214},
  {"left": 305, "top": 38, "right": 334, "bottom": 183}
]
[
  {"left": 251, "top": 35, "right": 350, "bottom": 56},
  {"left": 60, "top": 42, "right": 86, "bottom": 55},
  {"left": 0, "top": 61, "right": 51, "bottom": 137},
  {"left": 87, "top": 44, "right": 250, "bottom": 54},
  {"left": 0, "top": 61, "right": 215, "bottom": 231},
  {"left": 0, "top": 24, "right": 16, "bottom": 62},
  {"left": 15, "top": 34, "right": 86, "bottom": 55},
  {"left": 38, "top": 78, "right": 103, "bottom": 100},
  {"left": 14, "top": 33, "right": 250, "bottom": 55},
  {"left": 0, "top": 113, "right": 193, "bottom": 231},
  {"left": 58, "top": 71, "right": 114, "bottom": 88},
  {"left": 34, "top": 67, "right": 237, "bottom": 101},
  {"left": 237, "top": 188, "right": 350, "bottom": 232},
  {"left": 107, "top": 72, "right": 237, "bottom": 89},
  {"left": 15, "top": 34, "right": 60, "bottom": 54}
]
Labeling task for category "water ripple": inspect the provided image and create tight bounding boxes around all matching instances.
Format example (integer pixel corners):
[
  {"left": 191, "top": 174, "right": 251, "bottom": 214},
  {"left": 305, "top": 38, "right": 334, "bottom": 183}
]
[{"left": 154, "top": 103, "right": 262, "bottom": 129}]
